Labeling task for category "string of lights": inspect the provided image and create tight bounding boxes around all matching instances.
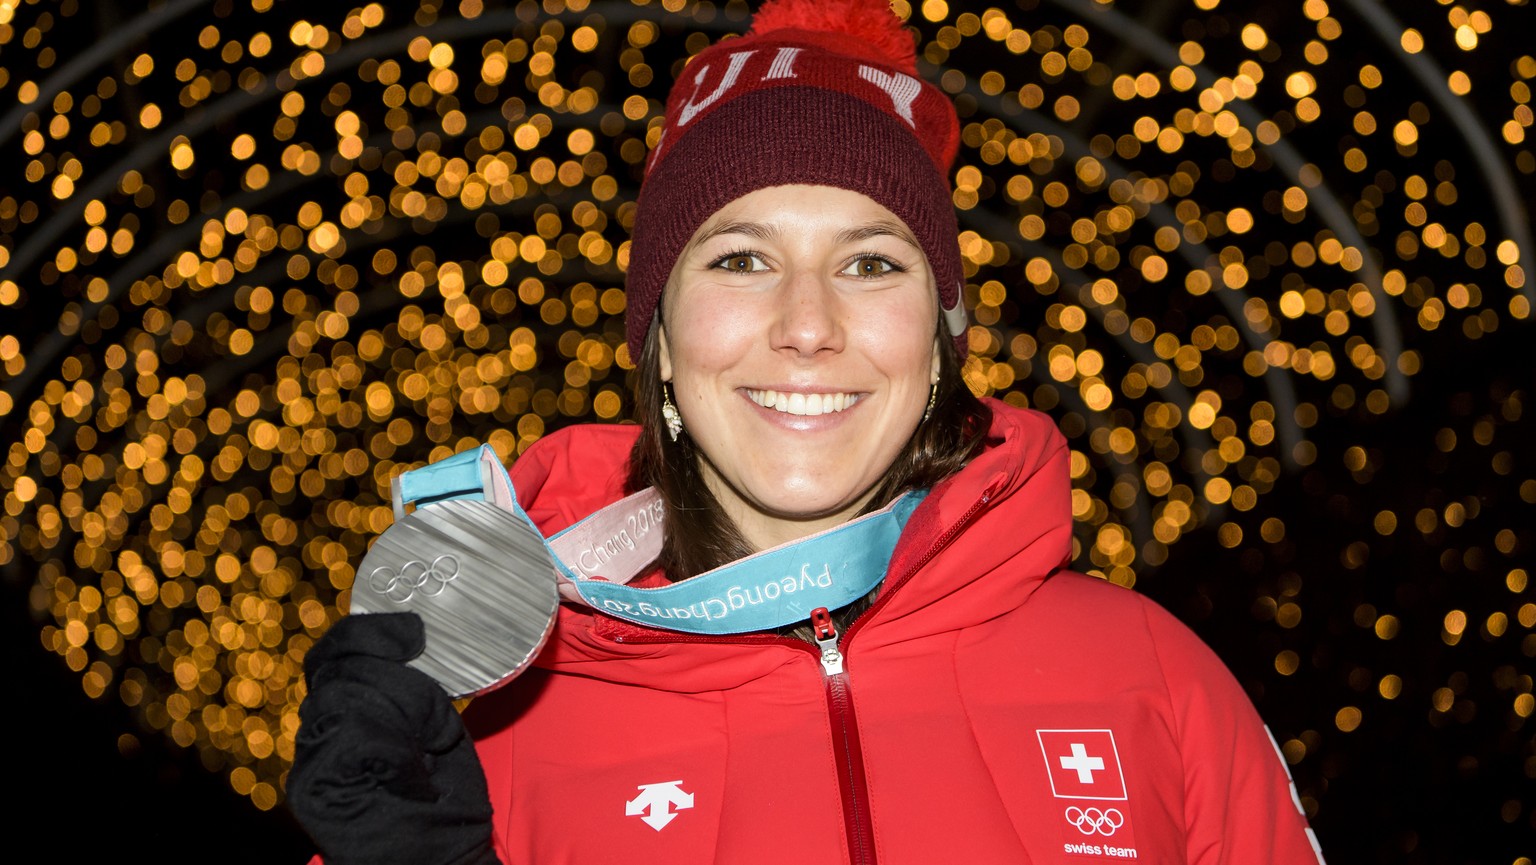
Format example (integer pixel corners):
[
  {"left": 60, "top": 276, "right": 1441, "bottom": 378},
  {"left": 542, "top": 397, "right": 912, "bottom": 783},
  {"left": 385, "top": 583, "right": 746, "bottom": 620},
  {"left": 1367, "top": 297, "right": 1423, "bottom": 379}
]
[{"left": 0, "top": 0, "right": 1530, "bottom": 860}]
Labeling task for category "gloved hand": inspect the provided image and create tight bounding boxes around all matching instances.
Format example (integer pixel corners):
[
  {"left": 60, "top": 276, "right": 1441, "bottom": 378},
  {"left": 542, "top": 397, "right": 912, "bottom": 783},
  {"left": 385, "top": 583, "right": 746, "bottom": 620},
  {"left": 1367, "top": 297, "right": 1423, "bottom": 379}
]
[{"left": 287, "top": 612, "right": 500, "bottom": 865}]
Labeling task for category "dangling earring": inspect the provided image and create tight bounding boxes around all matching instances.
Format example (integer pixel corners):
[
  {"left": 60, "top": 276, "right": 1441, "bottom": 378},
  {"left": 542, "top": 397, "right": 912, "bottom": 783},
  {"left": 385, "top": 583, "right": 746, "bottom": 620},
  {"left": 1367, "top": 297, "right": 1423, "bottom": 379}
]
[
  {"left": 662, "top": 384, "right": 684, "bottom": 441},
  {"left": 922, "top": 382, "right": 938, "bottom": 423}
]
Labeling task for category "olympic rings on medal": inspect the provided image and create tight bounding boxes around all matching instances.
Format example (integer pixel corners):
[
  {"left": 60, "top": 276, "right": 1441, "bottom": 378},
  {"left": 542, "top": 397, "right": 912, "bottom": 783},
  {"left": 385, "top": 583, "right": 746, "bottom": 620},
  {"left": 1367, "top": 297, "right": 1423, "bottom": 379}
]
[
  {"left": 1064, "top": 806, "right": 1124, "bottom": 837},
  {"left": 368, "top": 554, "right": 461, "bottom": 604}
]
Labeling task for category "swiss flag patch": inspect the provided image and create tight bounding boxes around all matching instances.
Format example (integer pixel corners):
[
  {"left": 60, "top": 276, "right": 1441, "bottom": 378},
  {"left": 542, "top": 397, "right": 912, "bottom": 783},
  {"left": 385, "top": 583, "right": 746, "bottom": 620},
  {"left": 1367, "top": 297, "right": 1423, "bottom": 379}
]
[{"left": 1036, "top": 729, "right": 1127, "bottom": 800}]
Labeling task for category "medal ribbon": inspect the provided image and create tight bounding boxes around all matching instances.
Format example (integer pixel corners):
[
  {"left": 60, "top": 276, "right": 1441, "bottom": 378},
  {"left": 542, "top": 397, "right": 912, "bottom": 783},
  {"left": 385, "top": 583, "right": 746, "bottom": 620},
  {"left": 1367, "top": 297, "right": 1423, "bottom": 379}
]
[{"left": 391, "top": 444, "right": 924, "bottom": 635}]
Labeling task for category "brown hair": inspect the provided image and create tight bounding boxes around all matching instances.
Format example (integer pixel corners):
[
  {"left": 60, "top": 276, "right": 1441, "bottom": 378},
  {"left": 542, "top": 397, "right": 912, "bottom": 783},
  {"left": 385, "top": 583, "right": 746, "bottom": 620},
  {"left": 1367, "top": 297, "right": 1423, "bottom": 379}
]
[{"left": 624, "top": 319, "right": 992, "bottom": 637}]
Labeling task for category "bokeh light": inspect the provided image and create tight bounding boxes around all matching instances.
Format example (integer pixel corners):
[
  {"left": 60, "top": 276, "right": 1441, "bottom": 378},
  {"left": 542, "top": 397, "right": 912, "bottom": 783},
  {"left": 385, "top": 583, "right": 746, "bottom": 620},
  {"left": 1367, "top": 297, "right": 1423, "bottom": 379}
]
[{"left": 0, "top": 0, "right": 1530, "bottom": 860}]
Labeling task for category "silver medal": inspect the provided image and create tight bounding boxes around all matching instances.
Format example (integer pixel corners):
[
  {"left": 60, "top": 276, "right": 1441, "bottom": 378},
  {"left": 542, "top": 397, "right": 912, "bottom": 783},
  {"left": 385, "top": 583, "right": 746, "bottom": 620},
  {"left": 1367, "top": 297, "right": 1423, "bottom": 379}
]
[{"left": 350, "top": 472, "right": 559, "bottom": 698}]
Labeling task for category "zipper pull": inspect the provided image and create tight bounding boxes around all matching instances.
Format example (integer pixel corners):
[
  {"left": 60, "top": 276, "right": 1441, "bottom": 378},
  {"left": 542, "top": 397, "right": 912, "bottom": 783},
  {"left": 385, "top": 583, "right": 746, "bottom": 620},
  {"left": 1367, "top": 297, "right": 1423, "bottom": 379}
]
[{"left": 811, "top": 607, "right": 844, "bottom": 675}]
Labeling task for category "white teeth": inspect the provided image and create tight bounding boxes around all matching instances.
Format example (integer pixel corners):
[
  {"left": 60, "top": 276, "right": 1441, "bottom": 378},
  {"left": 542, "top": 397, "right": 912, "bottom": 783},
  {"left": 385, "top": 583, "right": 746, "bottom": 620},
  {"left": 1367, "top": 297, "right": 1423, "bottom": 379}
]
[{"left": 746, "top": 389, "right": 861, "bottom": 416}]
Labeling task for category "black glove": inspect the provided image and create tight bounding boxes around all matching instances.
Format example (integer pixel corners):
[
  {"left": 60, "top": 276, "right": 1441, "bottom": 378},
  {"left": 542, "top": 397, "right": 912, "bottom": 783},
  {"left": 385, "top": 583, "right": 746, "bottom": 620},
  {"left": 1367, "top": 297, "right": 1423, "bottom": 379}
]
[{"left": 287, "top": 612, "right": 500, "bottom": 865}]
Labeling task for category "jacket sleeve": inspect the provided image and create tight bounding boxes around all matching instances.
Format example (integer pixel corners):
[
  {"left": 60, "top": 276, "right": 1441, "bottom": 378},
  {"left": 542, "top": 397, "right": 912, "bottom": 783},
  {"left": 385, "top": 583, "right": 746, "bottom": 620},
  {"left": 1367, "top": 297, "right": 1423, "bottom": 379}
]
[
  {"left": 1140, "top": 597, "right": 1327, "bottom": 865},
  {"left": 463, "top": 684, "right": 527, "bottom": 865}
]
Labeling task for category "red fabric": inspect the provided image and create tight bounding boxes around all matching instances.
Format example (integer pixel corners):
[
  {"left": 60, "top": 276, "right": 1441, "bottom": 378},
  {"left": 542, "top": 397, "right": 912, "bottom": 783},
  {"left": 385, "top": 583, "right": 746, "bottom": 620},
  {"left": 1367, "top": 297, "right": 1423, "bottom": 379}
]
[
  {"left": 459, "top": 401, "right": 1325, "bottom": 864},
  {"left": 750, "top": 0, "right": 918, "bottom": 72}
]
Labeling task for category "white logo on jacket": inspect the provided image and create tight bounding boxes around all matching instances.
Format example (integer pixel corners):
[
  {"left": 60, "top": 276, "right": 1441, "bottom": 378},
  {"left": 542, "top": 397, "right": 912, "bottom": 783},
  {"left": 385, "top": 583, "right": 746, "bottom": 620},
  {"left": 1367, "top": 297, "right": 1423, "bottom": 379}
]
[
  {"left": 1036, "top": 729, "right": 1128, "bottom": 800},
  {"left": 1065, "top": 806, "right": 1124, "bottom": 837},
  {"left": 625, "top": 780, "right": 694, "bottom": 831}
]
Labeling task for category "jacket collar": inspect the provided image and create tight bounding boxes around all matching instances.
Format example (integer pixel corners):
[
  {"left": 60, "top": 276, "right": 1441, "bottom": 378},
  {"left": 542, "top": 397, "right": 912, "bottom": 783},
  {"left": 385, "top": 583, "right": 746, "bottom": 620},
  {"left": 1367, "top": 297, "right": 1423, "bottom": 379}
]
[{"left": 508, "top": 401, "right": 1071, "bottom": 691}]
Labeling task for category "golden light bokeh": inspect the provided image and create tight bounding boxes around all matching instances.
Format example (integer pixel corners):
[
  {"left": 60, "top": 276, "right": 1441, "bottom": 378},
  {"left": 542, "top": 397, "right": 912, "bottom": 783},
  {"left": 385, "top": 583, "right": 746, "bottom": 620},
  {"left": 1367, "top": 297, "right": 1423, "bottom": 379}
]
[{"left": 0, "top": 0, "right": 1531, "bottom": 852}]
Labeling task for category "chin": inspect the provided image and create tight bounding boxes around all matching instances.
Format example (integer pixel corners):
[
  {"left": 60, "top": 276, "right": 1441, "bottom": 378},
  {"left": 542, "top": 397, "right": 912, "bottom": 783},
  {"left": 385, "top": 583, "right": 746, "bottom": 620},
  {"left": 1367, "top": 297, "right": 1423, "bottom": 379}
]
[{"left": 750, "top": 478, "right": 868, "bottom": 522}]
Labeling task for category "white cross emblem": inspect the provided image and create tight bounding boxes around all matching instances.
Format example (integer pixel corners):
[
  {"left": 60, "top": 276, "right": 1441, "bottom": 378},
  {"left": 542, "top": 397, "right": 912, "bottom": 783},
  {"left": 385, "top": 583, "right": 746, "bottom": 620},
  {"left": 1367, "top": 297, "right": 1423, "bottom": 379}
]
[{"left": 1059, "top": 742, "right": 1106, "bottom": 784}]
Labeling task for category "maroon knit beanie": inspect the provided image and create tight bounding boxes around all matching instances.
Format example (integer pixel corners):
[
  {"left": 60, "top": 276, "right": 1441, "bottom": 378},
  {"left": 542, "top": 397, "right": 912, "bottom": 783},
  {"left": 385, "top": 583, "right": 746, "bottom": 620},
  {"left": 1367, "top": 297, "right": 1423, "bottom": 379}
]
[{"left": 624, "top": 0, "right": 969, "bottom": 358}]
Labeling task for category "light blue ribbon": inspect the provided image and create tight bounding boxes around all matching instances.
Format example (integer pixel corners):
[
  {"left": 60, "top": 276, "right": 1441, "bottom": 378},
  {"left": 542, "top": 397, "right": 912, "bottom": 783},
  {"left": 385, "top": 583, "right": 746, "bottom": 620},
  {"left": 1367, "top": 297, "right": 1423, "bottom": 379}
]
[{"left": 392, "top": 444, "right": 924, "bottom": 635}]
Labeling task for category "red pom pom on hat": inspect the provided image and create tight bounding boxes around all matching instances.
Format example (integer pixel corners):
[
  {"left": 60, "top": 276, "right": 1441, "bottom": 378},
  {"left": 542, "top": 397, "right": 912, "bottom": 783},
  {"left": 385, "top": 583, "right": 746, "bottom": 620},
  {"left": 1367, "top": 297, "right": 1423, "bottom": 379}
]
[{"left": 750, "top": 0, "right": 917, "bottom": 73}]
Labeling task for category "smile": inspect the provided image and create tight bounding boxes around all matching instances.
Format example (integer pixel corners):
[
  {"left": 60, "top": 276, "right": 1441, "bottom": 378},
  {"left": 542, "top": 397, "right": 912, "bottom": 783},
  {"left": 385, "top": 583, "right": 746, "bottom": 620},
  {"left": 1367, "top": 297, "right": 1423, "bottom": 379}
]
[{"left": 744, "top": 389, "right": 862, "bottom": 416}]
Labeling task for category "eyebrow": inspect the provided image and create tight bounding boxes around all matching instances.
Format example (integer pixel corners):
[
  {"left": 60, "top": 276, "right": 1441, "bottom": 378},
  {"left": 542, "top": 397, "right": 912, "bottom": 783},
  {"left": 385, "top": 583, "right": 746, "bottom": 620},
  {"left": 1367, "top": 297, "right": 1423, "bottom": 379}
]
[
  {"left": 689, "top": 220, "right": 780, "bottom": 250},
  {"left": 687, "top": 219, "right": 920, "bottom": 251},
  {"left": 833, "top": 221, "right": 921, "bottom": 249}
]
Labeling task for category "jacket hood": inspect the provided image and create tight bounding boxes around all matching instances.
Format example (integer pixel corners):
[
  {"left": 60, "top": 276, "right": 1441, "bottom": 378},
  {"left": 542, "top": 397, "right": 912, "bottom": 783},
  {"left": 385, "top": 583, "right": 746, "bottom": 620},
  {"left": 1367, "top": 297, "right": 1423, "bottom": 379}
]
[{"left": 505, "top": 400, "right": 1071, "bottom": 692}]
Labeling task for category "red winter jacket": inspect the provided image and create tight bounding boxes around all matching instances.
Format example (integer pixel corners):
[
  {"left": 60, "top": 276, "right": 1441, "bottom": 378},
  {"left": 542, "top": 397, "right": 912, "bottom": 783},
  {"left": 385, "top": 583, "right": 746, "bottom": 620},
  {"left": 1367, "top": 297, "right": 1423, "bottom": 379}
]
[{"left": 454, "top": 401, "right": 1323, "bottom": 864}]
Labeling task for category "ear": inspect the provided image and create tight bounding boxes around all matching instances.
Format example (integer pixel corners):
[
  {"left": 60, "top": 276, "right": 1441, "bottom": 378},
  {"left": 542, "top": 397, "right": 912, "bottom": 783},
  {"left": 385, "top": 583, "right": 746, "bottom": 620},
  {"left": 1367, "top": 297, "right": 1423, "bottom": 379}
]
[
  {"left": 929, "top": 336, "right": 942, "bottom": 385},
  {"left": 659, "top": 324, "right": 674, "bottom": 383}
]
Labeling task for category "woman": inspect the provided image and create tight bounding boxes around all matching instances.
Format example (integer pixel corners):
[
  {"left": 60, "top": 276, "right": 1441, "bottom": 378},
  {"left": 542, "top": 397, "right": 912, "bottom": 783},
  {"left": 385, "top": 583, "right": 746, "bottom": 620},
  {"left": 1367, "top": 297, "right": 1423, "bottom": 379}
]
[{"left": 288, "top": 2, "right": 1325, "bottom": 863}]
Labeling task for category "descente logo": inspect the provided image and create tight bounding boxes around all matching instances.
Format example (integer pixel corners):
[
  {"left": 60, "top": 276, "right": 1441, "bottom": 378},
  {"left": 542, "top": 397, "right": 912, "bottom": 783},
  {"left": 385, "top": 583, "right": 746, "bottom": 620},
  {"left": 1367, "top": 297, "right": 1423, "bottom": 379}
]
[{"left": 625, "top": 780, "right": 694, "bottom": 831}]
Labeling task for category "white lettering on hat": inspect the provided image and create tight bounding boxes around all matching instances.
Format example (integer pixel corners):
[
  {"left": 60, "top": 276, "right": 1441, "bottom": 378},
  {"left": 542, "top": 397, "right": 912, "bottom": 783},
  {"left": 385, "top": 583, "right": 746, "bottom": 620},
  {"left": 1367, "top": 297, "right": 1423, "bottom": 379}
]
[
  {"left": 677, "top": 50, "right": 757, "bottom": 126},
  {"left": 763, "top": 46, "right": 803, "bottom": 80},
  {"left": 857, "top": 65, "right": 922, "bottom": 127}
]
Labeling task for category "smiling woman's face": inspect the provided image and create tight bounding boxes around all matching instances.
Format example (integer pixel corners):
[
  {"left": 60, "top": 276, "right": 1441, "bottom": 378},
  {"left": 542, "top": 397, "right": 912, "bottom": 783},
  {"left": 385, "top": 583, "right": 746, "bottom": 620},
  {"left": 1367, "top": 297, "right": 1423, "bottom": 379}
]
[{"left": 659, "top": 184, "right": 941, "bottom": 551}]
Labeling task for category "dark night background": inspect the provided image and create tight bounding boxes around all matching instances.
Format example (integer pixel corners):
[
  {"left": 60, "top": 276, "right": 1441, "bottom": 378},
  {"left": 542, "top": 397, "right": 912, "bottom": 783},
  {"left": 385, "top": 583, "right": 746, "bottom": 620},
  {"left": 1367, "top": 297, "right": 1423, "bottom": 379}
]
[{"left": 2, "top": 0, "right": 1531, "bottom": 862}]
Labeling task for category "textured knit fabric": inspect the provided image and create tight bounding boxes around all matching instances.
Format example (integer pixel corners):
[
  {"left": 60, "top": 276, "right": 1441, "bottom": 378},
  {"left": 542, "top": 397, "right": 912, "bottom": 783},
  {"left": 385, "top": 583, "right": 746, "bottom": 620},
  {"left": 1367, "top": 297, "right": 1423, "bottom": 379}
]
[
  {"left": 459, "top": 402, "right": 1327, "bottom": 865},
  {"left": 624, "top": 2, "right": 967, "bottom": 356}
]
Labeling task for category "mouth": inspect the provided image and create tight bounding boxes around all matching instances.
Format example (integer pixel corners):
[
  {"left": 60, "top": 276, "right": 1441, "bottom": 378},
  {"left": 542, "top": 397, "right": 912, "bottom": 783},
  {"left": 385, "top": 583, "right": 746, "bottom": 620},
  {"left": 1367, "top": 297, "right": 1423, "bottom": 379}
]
[{"left": 744, "top": 388, "right": 864, "bottom": 417}]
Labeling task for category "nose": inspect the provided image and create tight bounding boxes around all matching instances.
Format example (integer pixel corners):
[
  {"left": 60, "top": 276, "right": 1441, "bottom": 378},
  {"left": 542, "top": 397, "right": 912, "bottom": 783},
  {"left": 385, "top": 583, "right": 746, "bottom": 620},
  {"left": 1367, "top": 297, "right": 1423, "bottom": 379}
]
[{"left": 768, "top": 267, "right": 845, "bottom": 357}]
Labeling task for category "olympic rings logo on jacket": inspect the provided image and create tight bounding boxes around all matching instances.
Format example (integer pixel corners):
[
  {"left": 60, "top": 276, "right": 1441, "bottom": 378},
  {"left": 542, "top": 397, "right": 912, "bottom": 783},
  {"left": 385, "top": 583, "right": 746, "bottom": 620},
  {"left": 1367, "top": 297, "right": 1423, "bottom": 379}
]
[{"left": 1064, "top": 807, "right": 1124, "bottom": 837}]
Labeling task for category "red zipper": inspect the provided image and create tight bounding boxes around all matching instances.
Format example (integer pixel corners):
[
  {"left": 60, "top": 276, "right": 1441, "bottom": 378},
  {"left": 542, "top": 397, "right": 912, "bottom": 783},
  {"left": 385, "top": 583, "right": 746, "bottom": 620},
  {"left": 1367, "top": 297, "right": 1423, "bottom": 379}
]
[
  {"left": 607, "top": 488, "right": 994, "bottom": 864},
  {"left": 811, "top": 488, "right": 993, "bottom": 865},
  {"left": 813, "top": 607, "right": 875, "bottom": 865}
]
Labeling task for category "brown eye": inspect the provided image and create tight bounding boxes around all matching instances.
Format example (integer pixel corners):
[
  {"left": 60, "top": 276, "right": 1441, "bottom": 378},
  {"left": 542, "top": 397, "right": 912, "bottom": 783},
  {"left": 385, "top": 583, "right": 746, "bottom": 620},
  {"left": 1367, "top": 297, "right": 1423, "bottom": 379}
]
[
  {"left": 714, "top": 253, "right": 764, "bottom": 273},
  {"left": 845, "top": 256, "right": 893, "bottom": 277}
]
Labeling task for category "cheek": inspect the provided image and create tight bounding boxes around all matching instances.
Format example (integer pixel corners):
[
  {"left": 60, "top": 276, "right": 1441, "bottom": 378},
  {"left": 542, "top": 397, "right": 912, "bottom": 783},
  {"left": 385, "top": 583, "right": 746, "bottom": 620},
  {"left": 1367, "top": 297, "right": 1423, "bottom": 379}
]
[
  {"left": 857, "top": 305, "right": 939, "bottom": 380},
  {"left": 663, "top": 293, "right": 756, "bottom": 382}
]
